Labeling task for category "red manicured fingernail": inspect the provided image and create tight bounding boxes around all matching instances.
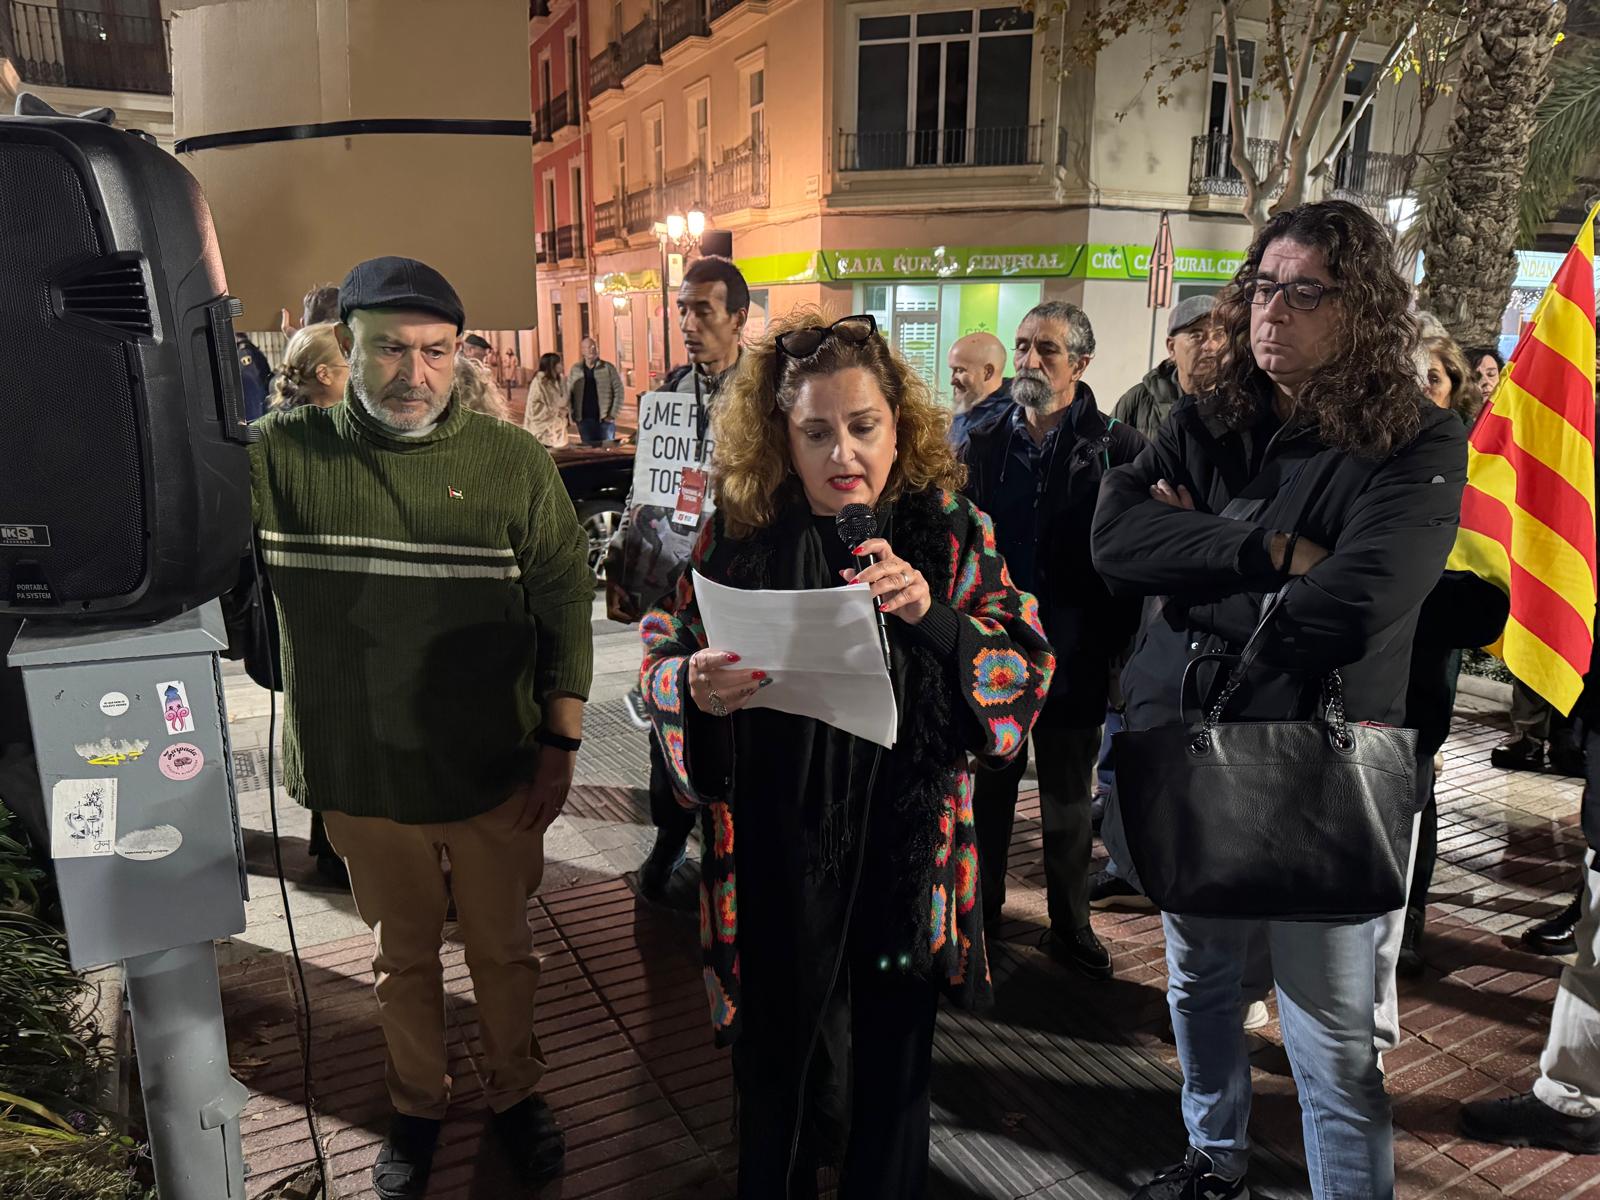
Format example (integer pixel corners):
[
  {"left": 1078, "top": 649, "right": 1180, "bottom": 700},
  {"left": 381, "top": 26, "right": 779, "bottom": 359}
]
[
  {"left": 751, "top": 671, "right": 766, "bottom": 680},
  {"left": 852, "top": 545, "right": 865, "bottom": 555},
  {"left": 726, "top": 653, "right": 740, "bottom": 663}
]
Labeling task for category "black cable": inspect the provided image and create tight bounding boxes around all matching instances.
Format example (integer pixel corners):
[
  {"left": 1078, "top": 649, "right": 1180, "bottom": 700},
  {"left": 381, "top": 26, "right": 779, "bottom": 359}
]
[
  {"left": 248, "top": 541, "right": 329, "bottom": 1195},
  {"left": 784, "top": 740, "right": 884, "bottom": 1199}
]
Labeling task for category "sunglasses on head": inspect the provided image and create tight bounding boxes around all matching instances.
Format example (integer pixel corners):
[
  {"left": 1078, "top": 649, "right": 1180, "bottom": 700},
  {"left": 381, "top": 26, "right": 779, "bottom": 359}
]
[{"left": 774, "top": 314, "right": 879, "bottom": 362}]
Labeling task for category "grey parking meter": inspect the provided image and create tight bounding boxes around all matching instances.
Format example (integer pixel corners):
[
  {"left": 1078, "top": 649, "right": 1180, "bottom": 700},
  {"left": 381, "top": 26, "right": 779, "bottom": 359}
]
[{"left": 7, "top": 599, "right": 251, "bottom": 1199}]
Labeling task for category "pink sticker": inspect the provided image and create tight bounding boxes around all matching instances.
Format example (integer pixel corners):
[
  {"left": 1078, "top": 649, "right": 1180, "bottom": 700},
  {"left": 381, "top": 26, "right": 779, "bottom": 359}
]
[{"left": 158, "top": 743, "right": 204, "bottom": 782}]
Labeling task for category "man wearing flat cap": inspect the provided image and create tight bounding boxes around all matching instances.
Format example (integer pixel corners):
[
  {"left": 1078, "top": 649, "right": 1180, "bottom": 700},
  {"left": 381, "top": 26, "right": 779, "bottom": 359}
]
[
  {"left": 1112, "top": 294, "right": 1224, "bottom": 440},
  {"left": 249, "top": 256, "right": 592, "bottom": 1197}
]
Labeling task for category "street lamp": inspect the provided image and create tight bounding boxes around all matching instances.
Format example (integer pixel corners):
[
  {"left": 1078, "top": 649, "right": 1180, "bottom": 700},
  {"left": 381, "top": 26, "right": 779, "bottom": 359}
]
[{"left": 656, "top": 208, "right": 705, "bottom": 377}]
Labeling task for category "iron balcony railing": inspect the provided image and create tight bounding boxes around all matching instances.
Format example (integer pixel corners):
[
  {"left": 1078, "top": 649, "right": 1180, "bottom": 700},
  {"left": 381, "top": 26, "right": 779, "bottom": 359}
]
[
  {"left": 530, "top": 1, "right": 552, "bottom": 17},
  {"left": 1555, "top": 178, "right": 1600, "bottom": 224},
  {"left": 622, "top": 184, "right": 657, "bottom": 235},
  {"left": 4, "top": 1, "right": 171, "bottom": 94},
  {"left": 660, "top": 0, "right": 709, "bottom": 52},
  {"left": 593, "top": 198, "right": 620, "bottom": 243},
  {"left": 709, "top": 0, "right": 745, "bottom": 19},
  {"left": 1324, "top": 147, "right": 1412, "bottom": 209},
  {"left": 535, "top": 231, "right": 552, "bottom": 265},
  {"left": 617, "top": 15, "right": 659, "bottom": 78},
  {"left": 553, "top": 223, "right": 583, "bottom": 261},
  {"left": 589, "top": 42, "right": 621, "bottom": 96},
  {"left": 537, "top": 90, "right": 576, "bottom": 140},
  {"left": 1189, "top": 131, "right": 1283, "bottom": 198},
  {"left": 709, "top": 135, "right": 769, "bottom": 210},
  {"left": 836, "top": 123, "right": 1047, "bottom": 171}
]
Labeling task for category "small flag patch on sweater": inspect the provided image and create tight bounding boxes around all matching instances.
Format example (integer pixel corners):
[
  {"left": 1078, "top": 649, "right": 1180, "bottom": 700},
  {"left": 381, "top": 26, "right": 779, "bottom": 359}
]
[{"left": 447, "top": 486, "right": 464, "bottom": 499}]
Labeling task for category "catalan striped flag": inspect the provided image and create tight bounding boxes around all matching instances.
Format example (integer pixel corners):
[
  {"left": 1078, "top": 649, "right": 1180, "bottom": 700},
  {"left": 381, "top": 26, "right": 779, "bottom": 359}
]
[{"left": 1447, "top": 203, "right": 1598, "bottom": 714}]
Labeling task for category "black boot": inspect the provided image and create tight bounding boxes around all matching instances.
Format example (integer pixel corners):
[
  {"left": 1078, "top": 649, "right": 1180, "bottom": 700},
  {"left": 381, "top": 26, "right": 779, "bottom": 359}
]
[
  {"left": 1043, "top": 925, "right": 1113, "bottom": 980},
  {"left": 491, "top": 1093, "right": 566, "bottom": 1185},
  {"left": 1396, "top": 905, "right": 1425, "bottom": 978},
  {"left": 1521, "top": 885, "right": 1583, "bottom": 956},
  {"left": 1491, "top": 735, "right": 1547, "bottom": 772},
  {"left": 372, "top": 1113, "right": 441, "bottom": 1200},
  {"left": 636, "top": 829, "right": 699, "bottom": 911}
]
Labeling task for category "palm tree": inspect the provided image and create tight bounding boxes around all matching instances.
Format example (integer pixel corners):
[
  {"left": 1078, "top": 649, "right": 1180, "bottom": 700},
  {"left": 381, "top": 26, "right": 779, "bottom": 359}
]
[
  {"left": 1516, "top": 36, "right": 1600, "bottom": 244},
  {"left": 1415, "top": 0, "right": 1569, "bottom": 346}
]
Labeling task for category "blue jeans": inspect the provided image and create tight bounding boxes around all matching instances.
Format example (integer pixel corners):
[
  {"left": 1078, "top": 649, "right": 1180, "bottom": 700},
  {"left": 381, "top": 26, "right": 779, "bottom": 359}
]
[
  {"left": 578, "top": 418, "right": 615, "bottom": 444},
  {"left": 1163, "top": 912, "right": 1393, "bottom": 1198}
]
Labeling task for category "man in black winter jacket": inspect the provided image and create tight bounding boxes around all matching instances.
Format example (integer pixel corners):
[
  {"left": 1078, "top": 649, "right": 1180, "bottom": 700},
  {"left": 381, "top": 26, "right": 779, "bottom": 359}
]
[
  {"left": 1091, "top": 201, "right": 1466, "bottom": 1200},
  {"left": 960, "top": 300, "right": 1145, "bottom": 980}
]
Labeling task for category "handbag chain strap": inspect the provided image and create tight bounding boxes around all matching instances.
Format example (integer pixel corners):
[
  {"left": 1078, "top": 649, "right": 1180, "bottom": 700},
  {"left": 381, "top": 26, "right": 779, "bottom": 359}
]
[{"left": 1193, "top": 585, "right": 1355, "bottom": 752}]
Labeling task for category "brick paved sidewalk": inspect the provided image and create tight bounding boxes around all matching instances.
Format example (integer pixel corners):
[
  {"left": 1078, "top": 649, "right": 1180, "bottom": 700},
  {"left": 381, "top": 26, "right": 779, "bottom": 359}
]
[{"left": 221, "top": 657, "right": 1600, "bottom": 1198}]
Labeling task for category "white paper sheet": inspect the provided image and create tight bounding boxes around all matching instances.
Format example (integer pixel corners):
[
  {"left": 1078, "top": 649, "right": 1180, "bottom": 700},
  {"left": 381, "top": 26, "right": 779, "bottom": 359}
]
[{"left": 691, "top": 571, "right": 898, "bottom": 748}]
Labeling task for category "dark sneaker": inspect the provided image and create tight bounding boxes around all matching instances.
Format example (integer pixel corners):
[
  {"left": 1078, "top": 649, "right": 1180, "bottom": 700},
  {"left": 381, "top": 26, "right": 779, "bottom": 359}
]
[
  {"left": 1396, "top": 906, "right": 1425, "bottom": 979},
  {"left": 636, "top": 831, "right": 699, "bottom": 911},
  {"left": 1460, "top": 1092, "right": 1600, "bottom": 1154},
  {"left": 623, "top": 686, "right": 651, "bottom": 731},
  {"left": 372, "top": 1112, "right": 441, "bottom": 1200},
  {"left": 1089, "top": 868, "right": 1148, "bottom": 908},
  {"left": 1490, "top": 736, "right": 1546, "bottom": 772},
  {"left": 1043, "top": 925, "right": 1113, "bottom": 980},
  {"left": 492, "top": 1093, "right": 566, "bottom": 1184},
  {"left": 1132, "top": 1149, "right": 1248, "bottom": 1199}
]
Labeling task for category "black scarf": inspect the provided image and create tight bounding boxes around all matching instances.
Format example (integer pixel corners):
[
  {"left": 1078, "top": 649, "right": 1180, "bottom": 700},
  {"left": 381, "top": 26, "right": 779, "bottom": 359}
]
[{"left": 704, "top": 487, "right": 958, "bottom": 935}]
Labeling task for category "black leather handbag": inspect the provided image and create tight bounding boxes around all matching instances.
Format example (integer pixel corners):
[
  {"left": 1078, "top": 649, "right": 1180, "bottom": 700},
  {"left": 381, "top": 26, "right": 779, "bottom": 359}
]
[{"left": 1114, "top": 589, "right": 1422, "bottom": 922}]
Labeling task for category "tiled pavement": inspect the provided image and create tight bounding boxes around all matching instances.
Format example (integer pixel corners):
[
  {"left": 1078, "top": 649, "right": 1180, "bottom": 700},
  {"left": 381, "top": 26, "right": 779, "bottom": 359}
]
[{"left": 219, "top": 637, "right": 1600, "bottom": 1199}]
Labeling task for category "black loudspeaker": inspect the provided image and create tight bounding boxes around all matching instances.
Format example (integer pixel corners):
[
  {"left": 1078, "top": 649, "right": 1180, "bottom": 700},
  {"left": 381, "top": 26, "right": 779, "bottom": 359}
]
[
  {"left": 701, "top": 229, "right": 733, "bottom": 259},
  {"left": 0, "top": 113, "right": 252, "bottom": 620}
]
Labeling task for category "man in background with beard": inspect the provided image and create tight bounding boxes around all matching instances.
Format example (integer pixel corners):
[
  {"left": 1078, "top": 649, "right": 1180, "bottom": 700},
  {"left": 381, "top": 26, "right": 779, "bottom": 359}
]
[
  {"left": 250, "top": 257, "right": 594, "bottom": 1198},
  {"left": 959, "top": 300, "right": 1144, "bottom": 979}
]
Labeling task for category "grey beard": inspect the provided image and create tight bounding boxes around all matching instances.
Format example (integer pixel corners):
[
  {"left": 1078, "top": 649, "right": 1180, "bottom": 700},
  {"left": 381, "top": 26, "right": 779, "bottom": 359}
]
[{"left": 1011, "top": 373, "right": 1052, "bottom": 410}]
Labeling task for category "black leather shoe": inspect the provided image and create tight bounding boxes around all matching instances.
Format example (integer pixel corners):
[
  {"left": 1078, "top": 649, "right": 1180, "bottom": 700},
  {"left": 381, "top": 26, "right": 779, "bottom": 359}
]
[
  {"left": 1549, "top": 744, "right": 1588, "bottom": 778},
  {"left": 1460, "top": 1092, "right": 1600, "bottom": 1154},
  {"left": 491, "top": 1094, "right": 566, "bottom": 1185},
  {"left": 1044, "top": 925, "right": 1114, "bottom": 980},
  {"left": 1089, "top": 868, "right": 1149, "bottom": 907},
  {"left": 314, "top": 850, "right": 349, "bottom": 889},
  {"left": 1396, "top": 906, "right": 1425, "bottom": 979},
  {"left": 373, "top": 1113, "right": 441, "bottom": 1200},
  {"left": 636, "top": 831, "right": 699, "bottom": 911},
  {"left": 1491, "top": 736, "right": 1547, "bottom": 772},
  {"left": 1521, "top": 891, "right": 1582, "bottom": 956}
]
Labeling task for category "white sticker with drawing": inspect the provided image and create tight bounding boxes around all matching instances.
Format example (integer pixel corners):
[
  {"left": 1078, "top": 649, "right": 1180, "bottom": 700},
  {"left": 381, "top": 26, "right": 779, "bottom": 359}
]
[
  {"left": 157, "top": 680, "right": 195, "bottom": 735},
  {"left": 73, "top": 737, "right": 149, "bottom": 767},
  {"left": 51, "top": 779, "right": 117, "bottom": 858}
]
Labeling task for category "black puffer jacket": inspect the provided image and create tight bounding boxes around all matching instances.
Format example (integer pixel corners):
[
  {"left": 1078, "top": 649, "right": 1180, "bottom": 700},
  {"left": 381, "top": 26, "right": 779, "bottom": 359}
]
[
  {"left": 1092, "top": 391, "right": 1467, "bottom": 731},
  {"left": 1112, "top": 359, "right": 1183, "bottom": 442},
  {"left": 962, "top": 383, "right": 1146, "bottom": 724}
]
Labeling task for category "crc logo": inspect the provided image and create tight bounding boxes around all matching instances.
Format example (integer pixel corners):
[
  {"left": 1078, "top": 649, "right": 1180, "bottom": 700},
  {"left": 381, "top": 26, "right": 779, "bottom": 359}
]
[{"left": 0, "top": 524, "right": 49, "bottom": 547}]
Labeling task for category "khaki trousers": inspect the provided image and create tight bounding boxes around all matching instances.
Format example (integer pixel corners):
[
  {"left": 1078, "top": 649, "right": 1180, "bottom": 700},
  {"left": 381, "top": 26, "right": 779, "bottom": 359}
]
[{"left": 323, "top": 796, "right": 546, "bottom": 1119}]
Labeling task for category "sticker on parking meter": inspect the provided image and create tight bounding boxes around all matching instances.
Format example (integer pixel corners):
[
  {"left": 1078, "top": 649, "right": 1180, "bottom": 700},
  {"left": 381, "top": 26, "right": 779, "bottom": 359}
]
[
  {"left": 51, "top": 778, "right": 117, "bottom": 858},
  {"left": 98, "top": 692, "right": 130, "bottom": 718},
  {"left": 158, "top": 743, "right": 204, "bottom": 782},
  {"left": 116, "top": 824, "right": 183, "bottom": 862},
  {"left": 157, "top": 681, "right": 194, "bottom": 735}
]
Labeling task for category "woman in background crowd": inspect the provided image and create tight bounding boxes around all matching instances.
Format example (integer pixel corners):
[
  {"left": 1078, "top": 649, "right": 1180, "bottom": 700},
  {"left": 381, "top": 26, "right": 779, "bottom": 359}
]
[
  {"left": 453, "top": 354, "right": 512, "bottom": 422},
  {"left": 268, "top": 322, "right": 348, "bottom": 411},
  {"left": 523, "top": 352, "right": 571, "bottom": 449}
]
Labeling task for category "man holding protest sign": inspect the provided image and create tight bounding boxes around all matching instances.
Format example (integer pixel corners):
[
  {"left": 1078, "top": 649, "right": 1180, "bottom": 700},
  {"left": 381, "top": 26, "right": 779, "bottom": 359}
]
[{"left": 607, "top": 256, "right": 750, "bottom": 908}]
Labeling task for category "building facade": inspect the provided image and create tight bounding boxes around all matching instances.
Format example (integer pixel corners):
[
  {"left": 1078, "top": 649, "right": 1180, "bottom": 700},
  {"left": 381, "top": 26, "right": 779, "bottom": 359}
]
[
  {"left": 0, "top": 0, "right": 174, "bottom": 146},
  {"left": 529, "top": 2, "right": 1530, "bottom": 410}
]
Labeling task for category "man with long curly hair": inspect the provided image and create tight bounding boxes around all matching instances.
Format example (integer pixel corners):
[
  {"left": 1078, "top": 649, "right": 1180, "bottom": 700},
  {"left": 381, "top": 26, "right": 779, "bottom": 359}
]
[{"left": 1093, "top": 201, "right": 1466, "bottom": 1200}]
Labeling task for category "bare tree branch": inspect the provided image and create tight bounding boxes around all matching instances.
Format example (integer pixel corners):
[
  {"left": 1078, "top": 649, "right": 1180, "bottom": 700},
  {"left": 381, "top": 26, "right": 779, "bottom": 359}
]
[{"left": 1222, "top": 0, "right": 1264, "bottom": 200}]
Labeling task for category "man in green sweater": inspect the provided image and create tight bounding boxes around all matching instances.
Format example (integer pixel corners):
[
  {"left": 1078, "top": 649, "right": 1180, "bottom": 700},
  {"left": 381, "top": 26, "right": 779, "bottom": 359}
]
[{"left": 250, "top": 257, "right": 593, "bottom": 1199}]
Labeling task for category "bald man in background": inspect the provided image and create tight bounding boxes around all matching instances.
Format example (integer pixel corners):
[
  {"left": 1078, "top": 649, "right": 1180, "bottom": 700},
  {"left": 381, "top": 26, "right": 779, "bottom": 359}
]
[{"left": 948, "top": 331, "right": 1010, "bottom": 450}]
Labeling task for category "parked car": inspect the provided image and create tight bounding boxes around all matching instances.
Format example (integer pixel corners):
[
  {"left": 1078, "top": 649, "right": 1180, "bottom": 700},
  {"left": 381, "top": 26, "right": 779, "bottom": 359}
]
[{"left": 552, "top": 442, "right": 633, "bottom": 585}]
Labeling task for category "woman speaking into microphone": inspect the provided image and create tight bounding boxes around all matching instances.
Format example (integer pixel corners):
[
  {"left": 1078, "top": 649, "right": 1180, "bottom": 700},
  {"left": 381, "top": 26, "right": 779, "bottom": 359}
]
[{"left": 640, "top": 308, "right": 1054, "bottom": 1198}]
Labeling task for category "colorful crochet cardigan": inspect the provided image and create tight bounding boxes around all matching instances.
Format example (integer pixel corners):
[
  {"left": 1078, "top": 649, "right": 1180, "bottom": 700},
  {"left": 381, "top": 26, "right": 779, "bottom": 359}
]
[{"left": 640, "top": 487, "right": 1055, "bottom": 1043}]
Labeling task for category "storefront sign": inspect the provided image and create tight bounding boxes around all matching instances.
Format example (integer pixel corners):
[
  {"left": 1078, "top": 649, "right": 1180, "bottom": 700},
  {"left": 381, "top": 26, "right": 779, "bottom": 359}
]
[
  {"left": 737, "top": 243, "right": 1250, "bottom": 285},
  {"left": 593, "top": 268, "right": 662, "bottom": 296}
]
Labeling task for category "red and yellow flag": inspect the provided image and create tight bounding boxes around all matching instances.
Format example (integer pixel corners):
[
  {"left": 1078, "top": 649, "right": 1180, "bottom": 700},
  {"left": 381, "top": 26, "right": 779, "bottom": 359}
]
[{"left": 1448, "top": 204, "right": 1598, "bottom": 714}]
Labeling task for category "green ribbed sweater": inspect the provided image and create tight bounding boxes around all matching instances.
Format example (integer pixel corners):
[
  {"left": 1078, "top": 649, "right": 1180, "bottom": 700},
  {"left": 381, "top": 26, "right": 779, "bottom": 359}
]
[{"left": 249, "top": 396, "right": 595, "bottom": 823}]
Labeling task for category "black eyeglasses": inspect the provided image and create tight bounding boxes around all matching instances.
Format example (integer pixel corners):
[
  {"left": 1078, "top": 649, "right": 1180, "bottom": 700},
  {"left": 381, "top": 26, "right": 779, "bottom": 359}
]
[
  {"left": 775, "top": 314, "right": 879, "bottom": 361},
  {"left": 1246, "top": 278, "right": 1343, "bottom": 312}
]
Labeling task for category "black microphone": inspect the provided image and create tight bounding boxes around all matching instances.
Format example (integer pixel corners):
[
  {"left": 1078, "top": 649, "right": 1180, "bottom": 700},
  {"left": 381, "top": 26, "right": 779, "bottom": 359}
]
[{"left": 835, "top": 503, "right": 892, "bottom": 669}]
